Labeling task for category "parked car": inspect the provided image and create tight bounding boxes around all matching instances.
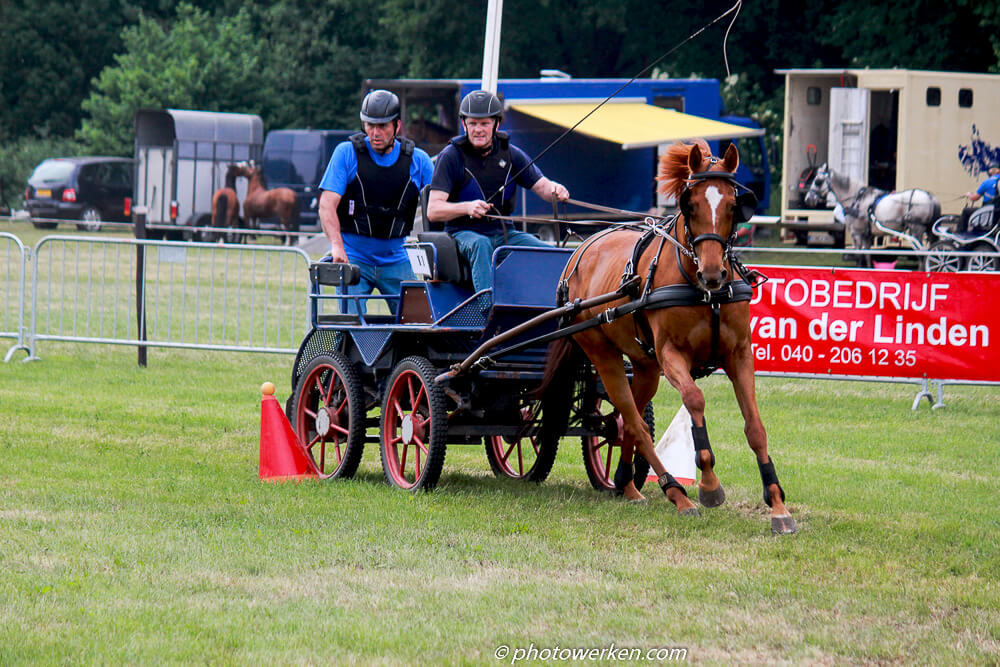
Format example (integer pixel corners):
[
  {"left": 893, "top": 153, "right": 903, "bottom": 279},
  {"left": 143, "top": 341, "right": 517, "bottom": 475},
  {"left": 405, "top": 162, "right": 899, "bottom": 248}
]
[{"left": 25, "top": 157, "right": 134, "bottom": 231}]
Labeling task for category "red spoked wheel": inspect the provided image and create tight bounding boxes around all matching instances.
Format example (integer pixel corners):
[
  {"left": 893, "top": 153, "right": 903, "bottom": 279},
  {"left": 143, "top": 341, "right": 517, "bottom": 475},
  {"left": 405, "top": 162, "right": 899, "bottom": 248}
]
[
  {"left": 291, "top": 351, "right": 366, "bottom": 479},
  {"left": 485, "top": 394, "right": 560, "bottom": 482},
  {"left": 379, "top": 356, "right": 448, "bottom": 491},
  {"left": 581, "top": 400, "right": 653, "bottom": 493}
]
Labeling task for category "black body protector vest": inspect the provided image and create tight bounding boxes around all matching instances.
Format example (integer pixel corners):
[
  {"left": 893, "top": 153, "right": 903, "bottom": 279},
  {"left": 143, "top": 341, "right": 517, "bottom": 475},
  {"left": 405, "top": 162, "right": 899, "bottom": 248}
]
[
  {"left": 448, "top": 132, "right": 515, "bottom": 227},
  {"left": 336, "top": 133, "right": 419, "bottom": 239}
]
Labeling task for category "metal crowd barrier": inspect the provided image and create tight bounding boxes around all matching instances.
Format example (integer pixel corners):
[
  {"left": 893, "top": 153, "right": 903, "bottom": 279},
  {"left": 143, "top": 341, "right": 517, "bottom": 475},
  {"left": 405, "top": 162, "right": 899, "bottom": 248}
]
[
  {"left": 23, "top": 236, "right": 311, "bottom": 359},
  {"left": 2, "top": 232, "right": 30, "bottom": 361}
]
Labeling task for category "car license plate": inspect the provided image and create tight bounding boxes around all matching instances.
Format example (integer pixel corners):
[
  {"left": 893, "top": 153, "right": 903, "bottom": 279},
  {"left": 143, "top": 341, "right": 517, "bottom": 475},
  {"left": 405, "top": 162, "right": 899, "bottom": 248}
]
[{"left": 36, "top": 189, "right": 52, "bottom": 198}]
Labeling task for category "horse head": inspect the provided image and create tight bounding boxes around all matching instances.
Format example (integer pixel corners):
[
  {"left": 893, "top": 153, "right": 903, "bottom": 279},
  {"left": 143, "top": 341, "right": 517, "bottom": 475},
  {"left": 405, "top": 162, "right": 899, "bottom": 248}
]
[
  {"left": 804, "top": 163, "right": 831, "bottom": 207},
  {"left": 658, "top": 140, "right": 747, "bottom": 291}
]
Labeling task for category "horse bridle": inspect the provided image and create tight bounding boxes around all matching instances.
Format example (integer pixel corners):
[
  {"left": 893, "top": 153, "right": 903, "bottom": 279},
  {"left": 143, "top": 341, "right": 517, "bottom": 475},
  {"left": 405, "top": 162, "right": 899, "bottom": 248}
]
[
  {"left": 678, "top": 169, "right": 757, "bottom": 264},
  {"left": 812, "top": 168, "right": 875, "bottom": 218}
]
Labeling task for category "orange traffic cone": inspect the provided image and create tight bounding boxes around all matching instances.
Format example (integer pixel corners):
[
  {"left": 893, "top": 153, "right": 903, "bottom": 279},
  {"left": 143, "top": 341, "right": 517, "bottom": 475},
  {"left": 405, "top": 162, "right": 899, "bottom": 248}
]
[{"left": 259, "top": 382, "right": 319, "bottom": 481}]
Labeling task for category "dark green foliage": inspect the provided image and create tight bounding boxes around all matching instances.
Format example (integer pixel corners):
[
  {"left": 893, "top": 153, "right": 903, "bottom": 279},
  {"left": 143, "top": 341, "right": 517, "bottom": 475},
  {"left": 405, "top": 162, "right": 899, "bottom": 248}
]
[{"left": 1, "top": 0, "right": 999, "bottom": 161}]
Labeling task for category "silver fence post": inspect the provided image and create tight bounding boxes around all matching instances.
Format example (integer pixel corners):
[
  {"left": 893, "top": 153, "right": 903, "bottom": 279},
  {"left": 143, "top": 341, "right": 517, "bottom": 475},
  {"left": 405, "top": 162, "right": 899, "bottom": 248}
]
[{"left": 134, "top": 206, "right": 148, "bottom": 367}]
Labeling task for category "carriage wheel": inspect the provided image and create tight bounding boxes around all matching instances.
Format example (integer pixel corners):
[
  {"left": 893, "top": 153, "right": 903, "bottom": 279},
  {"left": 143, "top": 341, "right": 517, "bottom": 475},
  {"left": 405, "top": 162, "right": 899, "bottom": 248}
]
[
  {"left": 485, "top": 394, "right": 562, "bottom": 482},
  {"left": 965, "top": 242, "right": 999, "bottom": 272},
  {"left": 380, "top": 356, "right": 448, "bottom": 491},
  {"left": 291, "top": 352, "right": 366, "bottom": 479},
  {"left": 581, "top": 400, "right": 653, "bottom": 493},
  {"left": 924, "top": 240, "right": 962, "bottom": 272}
]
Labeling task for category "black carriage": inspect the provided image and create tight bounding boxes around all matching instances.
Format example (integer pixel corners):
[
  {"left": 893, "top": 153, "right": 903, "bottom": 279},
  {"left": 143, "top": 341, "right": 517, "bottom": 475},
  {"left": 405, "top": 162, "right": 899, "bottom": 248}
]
[{"left": 287, "top": 234, "right": 652, "bottom": 491}]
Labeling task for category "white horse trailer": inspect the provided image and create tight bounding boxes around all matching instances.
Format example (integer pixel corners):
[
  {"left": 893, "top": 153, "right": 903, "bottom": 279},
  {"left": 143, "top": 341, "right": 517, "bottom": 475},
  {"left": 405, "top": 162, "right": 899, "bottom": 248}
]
[
  {"left": 134, "top": 109, "right": 263, "bottom": 238},
  {"left": 777, "top": 68, "right": 1000, "bottom": 246}
]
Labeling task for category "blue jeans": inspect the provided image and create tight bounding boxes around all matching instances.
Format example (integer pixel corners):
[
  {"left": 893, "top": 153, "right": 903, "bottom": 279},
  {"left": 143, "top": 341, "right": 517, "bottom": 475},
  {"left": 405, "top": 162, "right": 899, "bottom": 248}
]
[
  {"left": 451, "top": 229, "right": 550, "bottom": 293},
  {"left": 340, "top": 258, "right": 414, "bottom": 315}
]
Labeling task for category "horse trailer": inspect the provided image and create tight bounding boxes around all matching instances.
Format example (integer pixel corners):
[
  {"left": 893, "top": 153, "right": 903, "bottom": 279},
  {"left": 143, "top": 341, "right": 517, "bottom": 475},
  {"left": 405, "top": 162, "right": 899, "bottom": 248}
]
[
  {"left": 778, "top": 68, "right": 1000, "bottom": 246},
  {"left": 134, "top": 108, "right": 263, "bottom": 238}
]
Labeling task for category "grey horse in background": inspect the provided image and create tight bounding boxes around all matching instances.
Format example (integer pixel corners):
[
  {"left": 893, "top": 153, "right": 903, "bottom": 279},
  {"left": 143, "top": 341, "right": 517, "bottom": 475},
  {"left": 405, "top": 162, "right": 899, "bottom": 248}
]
[{"left": 805, "top": 164, "right": 940, "bottom": 262}]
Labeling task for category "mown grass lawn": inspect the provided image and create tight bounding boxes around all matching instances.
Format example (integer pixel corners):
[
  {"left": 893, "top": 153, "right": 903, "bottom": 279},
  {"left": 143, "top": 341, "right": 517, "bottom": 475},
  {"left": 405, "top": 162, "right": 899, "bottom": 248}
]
[{"left": 2, "top": 344, "right": 998, "bottom": 664}]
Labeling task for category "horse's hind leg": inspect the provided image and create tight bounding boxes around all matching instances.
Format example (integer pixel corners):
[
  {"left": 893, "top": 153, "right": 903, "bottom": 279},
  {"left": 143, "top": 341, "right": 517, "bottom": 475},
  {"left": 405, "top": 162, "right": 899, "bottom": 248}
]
[
  {"left": 726, "top": 356, "right": 797, "bottom": 535},
  {"left": 583, "top": 343, "right": 698, "bottom": 515},
  {"left": 615, "top": 360, "right": 661, "bottom": 503}
]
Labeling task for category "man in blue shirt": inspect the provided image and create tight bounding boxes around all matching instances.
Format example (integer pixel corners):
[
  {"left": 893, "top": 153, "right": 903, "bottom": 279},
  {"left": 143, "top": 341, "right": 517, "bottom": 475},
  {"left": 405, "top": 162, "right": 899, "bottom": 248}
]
[
  {"left": 425, "top": 90, "right": 569, "bottom": 293},
  {"left": 966, "top": 162, "right": 1000, "bottom": 204},
  {"left": 318, "top": 90, "right": 434, "bottom": 313}
]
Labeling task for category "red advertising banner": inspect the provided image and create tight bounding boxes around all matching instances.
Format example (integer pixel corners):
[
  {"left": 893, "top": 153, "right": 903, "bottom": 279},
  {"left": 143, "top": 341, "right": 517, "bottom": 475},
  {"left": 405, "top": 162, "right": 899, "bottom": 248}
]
[{"left": 747, "top": 266, "right": 1000, "bottom": 382}]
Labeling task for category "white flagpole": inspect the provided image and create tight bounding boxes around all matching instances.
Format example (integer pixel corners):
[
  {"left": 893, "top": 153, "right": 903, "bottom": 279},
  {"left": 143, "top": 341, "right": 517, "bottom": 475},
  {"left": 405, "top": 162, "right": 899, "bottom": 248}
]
[{"left": 481, "top": 0, "right": 503, "bottom": 94}]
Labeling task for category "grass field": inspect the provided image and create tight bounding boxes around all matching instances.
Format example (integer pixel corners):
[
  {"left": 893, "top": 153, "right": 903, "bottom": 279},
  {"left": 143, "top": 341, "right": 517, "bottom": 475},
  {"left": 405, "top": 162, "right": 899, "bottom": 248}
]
[{"left": 2, "top": 343, "right": 998, "bottom": 664}]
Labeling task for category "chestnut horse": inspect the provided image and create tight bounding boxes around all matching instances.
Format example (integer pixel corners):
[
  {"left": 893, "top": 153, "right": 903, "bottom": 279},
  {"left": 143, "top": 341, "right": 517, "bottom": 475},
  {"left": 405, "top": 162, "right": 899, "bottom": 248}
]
[
  {"left": 210, "top": 164, "right": 242, "bottom": 242},
  {"left": 544, "top": 140, "right": 796, "bottom": 534},
  {"left": 238, "top": 162, "right": 299, "bottom": 245}
]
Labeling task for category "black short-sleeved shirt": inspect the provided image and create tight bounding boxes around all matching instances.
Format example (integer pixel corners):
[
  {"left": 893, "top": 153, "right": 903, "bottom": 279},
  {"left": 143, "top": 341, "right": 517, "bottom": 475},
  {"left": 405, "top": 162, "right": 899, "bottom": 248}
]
[{"left": 429, "top": 136, "right": 543, "bottom": 234}]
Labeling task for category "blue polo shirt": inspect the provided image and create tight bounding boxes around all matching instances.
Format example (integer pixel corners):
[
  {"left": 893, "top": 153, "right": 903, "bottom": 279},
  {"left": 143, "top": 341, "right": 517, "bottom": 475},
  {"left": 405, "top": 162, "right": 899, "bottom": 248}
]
[
  {"left": 319, "top": 136, "right": 434, "bottom": 265},
  {"left": 976, "top": 174, "right": 1000, "bottom": 204}
]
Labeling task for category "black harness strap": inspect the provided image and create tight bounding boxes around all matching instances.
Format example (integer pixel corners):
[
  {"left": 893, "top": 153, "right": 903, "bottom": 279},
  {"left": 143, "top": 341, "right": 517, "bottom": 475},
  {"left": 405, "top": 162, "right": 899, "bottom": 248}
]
[{"left": 480, "top": 280, "right": 752, "bottom": 367}]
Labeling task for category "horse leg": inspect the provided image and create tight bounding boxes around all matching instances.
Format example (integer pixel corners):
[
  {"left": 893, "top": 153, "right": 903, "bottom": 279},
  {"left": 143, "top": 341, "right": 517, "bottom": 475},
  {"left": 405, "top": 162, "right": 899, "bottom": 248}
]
[
  {"left": 726, "top": 354, "right": 797, "bottom": 535},
  {"left": 614, "top": 360, "right": 660, "bottom": 503},
  {"left": 583, "top": 342, "right": 698, "bottom": 514},
  {"left": 658, "top": 351, "right": 725, "bottom": 508}
]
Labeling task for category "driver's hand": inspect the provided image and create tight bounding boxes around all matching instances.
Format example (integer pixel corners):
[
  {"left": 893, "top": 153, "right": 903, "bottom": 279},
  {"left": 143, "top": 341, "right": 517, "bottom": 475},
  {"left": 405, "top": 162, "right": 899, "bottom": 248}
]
[
  {"left": 467, "top": 200, "right": 491, "bottom": 218},
  {"left": 329, "top": 246, "right": 348, "bottom": 263}
]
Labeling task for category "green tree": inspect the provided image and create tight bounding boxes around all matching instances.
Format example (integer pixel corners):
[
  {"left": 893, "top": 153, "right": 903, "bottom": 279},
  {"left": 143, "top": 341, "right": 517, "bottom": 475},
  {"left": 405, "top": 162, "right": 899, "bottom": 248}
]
[
  {"left": 817, "top": 0, "right": 994, "bottom": 71},
  {"left": 0, "top": 0, "right": 185, "bottom": 143},
  {"left": 252, "top": 0, "right": 405, "bottom": 130},
  {"left": 76, "top": 3, "right": 269, "bottom": 154}
]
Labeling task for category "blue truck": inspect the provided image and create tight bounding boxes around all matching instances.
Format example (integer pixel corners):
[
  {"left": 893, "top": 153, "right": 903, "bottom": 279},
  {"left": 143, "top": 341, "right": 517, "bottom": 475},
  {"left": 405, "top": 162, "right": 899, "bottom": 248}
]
[{"left": 260, "top": 76, "right": 770, "bottom": 238}]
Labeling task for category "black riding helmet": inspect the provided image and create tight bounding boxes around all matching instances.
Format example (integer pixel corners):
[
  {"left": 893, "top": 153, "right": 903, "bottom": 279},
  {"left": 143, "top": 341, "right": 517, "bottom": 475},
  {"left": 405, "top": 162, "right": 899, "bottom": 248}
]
[
  {"left": 360, "top": 89, "right": 401, "bottom": 124},
  {"left": 459, "top": 90, "right": 503, "bottom": 122}
]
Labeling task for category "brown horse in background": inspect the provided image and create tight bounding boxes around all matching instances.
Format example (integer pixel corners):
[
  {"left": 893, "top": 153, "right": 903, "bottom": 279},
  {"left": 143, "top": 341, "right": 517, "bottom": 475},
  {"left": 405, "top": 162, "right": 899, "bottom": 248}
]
[
  {"left": 238, "top": 162, "right": 299, "bottom": 245},
  {"left": 210, "top": 164, "right": 242, "bottom": 242},
  {"left": 543, "top": 140, "right": 796, "bottom": 534}
]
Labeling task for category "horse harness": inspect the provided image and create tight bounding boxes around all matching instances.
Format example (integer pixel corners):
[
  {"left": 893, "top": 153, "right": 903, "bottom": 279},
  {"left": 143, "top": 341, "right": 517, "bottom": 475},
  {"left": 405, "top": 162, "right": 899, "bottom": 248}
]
[{"left": 556, "top": 170, "right": 764, "bottom": 378}]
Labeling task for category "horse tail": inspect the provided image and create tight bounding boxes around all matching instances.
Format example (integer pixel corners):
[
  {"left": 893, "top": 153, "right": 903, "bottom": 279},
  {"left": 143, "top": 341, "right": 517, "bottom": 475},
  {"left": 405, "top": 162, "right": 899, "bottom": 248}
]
[
  {"left": 213, "top": 196, "right": 227, "bottom": 229},
  {"left": 535, "top": 337, "right": 582, "bottom": 400}
]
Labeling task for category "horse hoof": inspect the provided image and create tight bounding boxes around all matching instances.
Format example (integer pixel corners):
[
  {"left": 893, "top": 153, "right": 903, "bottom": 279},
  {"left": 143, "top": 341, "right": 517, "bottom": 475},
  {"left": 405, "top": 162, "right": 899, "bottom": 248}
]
[
  {"left": 679, "top": 506, "right": 700, "bottom": 518},
  {"left": 771, "top": 514, "right": 798, "bottom": 535},
  {"left": 698, "top": 484, "right": 726, "bottom": 508},
  {"left": 627, "top": 496, "right": 648, "bottom": 506}
]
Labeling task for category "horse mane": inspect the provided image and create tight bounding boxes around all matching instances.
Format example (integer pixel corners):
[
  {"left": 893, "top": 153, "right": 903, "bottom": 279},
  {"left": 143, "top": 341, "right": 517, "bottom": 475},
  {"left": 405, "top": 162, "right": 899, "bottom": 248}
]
[
  {"left": 254, "top": 167, "right": 268, "bottom": 189},
  {"left": 656, "top": 139, "right": 712, "bottom": 199},
  {"left": 225, "top": 164, "right": 239, "bottom": 189}
]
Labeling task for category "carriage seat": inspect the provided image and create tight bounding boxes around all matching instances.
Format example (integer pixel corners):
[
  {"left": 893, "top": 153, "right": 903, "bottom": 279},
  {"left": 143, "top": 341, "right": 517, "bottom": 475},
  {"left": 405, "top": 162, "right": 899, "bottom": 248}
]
[{"left": 415, "top": 232, "right": 473, "bottom": 286}]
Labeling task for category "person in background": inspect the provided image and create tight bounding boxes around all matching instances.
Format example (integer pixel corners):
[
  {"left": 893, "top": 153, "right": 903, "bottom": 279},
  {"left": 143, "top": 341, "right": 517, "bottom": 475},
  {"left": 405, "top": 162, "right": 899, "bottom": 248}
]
[
  {"left": 965, "top": 162, "right": 1000, "bottom": 204},
  {"left": 318, "top": 89, "right": 434, "bottom": 313},
  {"left": 426, "top": 89, "right": 569, "bottom": 293}
]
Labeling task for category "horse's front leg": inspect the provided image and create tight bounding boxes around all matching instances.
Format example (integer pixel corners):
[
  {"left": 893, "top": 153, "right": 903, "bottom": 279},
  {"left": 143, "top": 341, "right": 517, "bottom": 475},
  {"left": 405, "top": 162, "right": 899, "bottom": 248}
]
[
  {"left": 725, "top": 347, "right": 797, "bottom": 535},
  {"left": 658, "top": 349, "right": 725, "bottom": 509}
]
